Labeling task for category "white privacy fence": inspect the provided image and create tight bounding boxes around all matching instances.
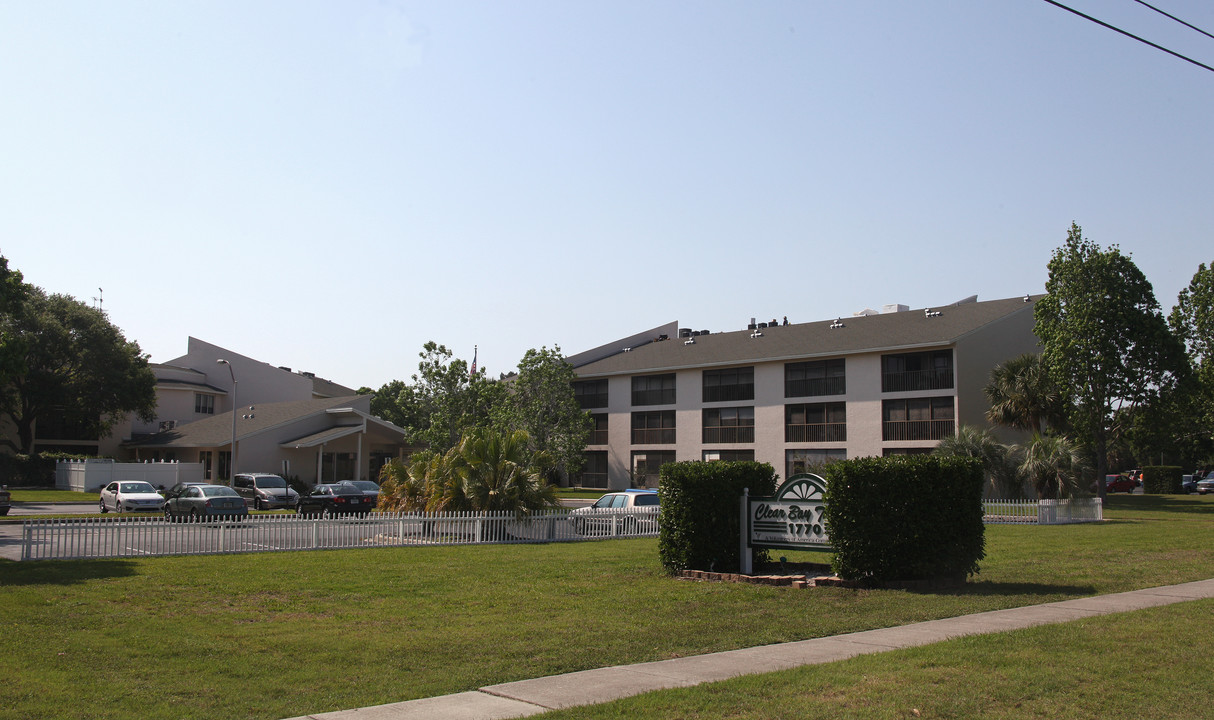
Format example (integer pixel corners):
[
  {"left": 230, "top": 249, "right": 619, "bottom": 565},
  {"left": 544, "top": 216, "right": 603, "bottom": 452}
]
[
  {"left": 56, "top": 459, "right": 205, "bottom": 492},
  {"left": 983, "top": 497, "right": 1103, "bottom": 525},
  {"left": 19, "top": 507, "right": 660, "bottom": 561}
]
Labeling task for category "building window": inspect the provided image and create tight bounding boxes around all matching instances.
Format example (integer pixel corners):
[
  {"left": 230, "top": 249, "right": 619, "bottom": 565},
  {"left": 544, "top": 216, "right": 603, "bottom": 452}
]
[
  {"left": 786, "top": 448, "right": 846, "bottom": 479},
  {"left": 632, "top": 374, "right": 676, "bottom": 406},
  {"left": 785, "top": 403, "right": 847, "bottom": 442},
  {"left": 702, "top": 407, "right": 755, "bottom": 444},
  {"left": 882, "top": 397, "right": 955, "bottom": 441},
  {"left": 785, "top": 359, "right": 846, "bottom": 398},
  {"left": 882, "top": 350, "right": 954, "bottom": 393},
  {"left": 588, "top": 413, "right": 608, "bottom": 445},
  {"left": 703, "top": 449, "right": 755, "bottom": 462},
  {"left": 195, "top": 393, "right": 215, "bottom": 415},
  {"left": 632, "top": 451, "right": 676, "bottom": 488},
  {"left": 573, "top": 379, "right": 608, "bottom": 409},
  {"left": 631, "top": 410, "right": 675, "bottom": 444},
  {"left": 702, "top": 367, "right": 754, "bottom": 403},
  {"left": 576, "top": 451, "right": 609, "bottom": 488}
]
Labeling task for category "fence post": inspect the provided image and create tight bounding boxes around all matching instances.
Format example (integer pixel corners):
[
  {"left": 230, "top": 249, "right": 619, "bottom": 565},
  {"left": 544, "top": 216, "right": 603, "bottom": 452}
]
[{"left": 740, "top": 488, "right": 752, "bottom": 575}]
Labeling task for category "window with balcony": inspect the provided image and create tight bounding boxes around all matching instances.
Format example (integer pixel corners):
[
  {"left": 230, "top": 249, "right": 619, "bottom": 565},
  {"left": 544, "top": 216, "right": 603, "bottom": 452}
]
[
  {"left": 701, "top": 406, "right": 755, "bottom": 444},
  {"left": 631, "top": 410, "right": 675, "bottom": 444},
  {"left": 577, "top": 451, "right": 609, "bottom": 488},
  {"left": 573, "top": 379, "right": 608, "bottom": 409},
  {"left": 702, "top": 367, "right": 754, "bottom": 403},
  {"left": 882, "top": 397, "right": 955, "bottom": 441},
  {"left": 882, "top": 350, "right": 954, "bottom": 393},
  {"left": 632, "top": 374, "right": 675, "bottom": 406},
  {"left": 785, "top": 359, "right": 846, "bottom": 397},
  {"left": 195, "top": 393, "right": 216, "bottom": 415},
  {"left": 785, "top": 449, "right": 846, "bottom": 479},
  {"left": 632, "top": 450, "right": 676, "bottom": 488},
  {"left": 785, "top": 402, "right": 847, "bottom": 442},
  {"left": 588, "top": 413, "right": 608, "bottom": 445}
]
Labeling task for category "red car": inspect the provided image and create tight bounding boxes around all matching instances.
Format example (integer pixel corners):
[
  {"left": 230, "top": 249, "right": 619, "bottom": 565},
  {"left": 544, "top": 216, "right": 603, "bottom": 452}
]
[{"left": 1105, "top": 476, "right": 1138, "bottom": 493}]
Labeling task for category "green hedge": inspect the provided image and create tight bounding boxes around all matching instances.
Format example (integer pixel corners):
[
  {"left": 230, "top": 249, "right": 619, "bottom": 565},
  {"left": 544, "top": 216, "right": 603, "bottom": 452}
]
[
  {"left": 823, "top": 455, "right": 985, "bottom": 583},
  {"left": 658, "top": 461, "right": 777, "bottom": 574},
  {"left": 1142, "top": 466, "right": 1183, "bottom": 494}
]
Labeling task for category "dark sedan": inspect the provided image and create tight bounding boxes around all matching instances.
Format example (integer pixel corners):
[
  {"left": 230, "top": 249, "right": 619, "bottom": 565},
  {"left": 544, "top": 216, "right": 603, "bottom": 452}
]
[
  {"left": 163, "top": 483, "right": 248, "bottom": 522},
  {"left": 296, "top": 483, "right": 371, "bottom": 517}
]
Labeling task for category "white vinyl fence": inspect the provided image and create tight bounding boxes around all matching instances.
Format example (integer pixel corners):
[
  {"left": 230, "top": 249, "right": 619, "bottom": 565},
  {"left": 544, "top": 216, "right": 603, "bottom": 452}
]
[
  {"left": 56, "top": 459, "right": 205, "bottom": 492},
  {"left": 983, "top": 497, "right": 1103, "bottom": 525},
  {"left": 19, "top": 507, "right": 660, "bottom": 561}
]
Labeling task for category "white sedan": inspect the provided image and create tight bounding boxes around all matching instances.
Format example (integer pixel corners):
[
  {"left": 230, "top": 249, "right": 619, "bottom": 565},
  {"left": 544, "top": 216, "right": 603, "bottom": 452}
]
[{"left": 99, "top": 481, "right": 165, "bottom": 513}]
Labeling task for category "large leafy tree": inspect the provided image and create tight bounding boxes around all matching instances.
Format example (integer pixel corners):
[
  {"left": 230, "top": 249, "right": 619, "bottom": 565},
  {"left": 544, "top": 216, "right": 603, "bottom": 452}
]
[
  {"left": 493, "top": 346, "right": 591, "bottom": 482},
  {"left": 1169, "top": 262, "right": 1214, "bottom": 462},
  {"left": 1, "top": 287, "right": 157, "bottom": 453},
  {"left": 0, "top": 255, "right": 31, "bottom": 394},
  {"left": 394, "top": 342, "right": 505, "bottom": 453},
  {"left": 1034, "top": 224, "right": 1186, "bottom": 497}
]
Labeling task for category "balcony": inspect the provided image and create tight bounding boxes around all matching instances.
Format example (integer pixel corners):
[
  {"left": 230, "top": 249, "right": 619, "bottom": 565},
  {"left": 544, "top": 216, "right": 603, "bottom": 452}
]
[
  {"left": 785, "top": 423, "right": 847, "bottom": 443},
  {"left": 702, "top": 427, "right": 755, "bottom": 444},
  {"left": 882, "top": 368, "right": 954, "bottom": 393},
  {"left": 882, "top": 420, "right": 955, "bottom": 442}
]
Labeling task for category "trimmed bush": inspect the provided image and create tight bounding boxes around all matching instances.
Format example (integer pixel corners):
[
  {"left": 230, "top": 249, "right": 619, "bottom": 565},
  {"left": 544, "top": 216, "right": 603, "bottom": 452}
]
[
  {"left": 0, "top": 453, "right": 75, "bottom": 487},
  {"left": 1142, "top": 466, "right": 1183, "bottom": 494},
  {"left": 824, "top": 455, "right": 985, "bottom": 583},
  {"left": 658, "top": 461, "right": 777, "bottom": 575}
]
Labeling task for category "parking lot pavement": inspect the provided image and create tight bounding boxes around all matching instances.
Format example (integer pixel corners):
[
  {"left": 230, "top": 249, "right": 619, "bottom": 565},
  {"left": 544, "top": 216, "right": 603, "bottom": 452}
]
[{"left": 6, "top": 502, "right": 98, "bottom": 516}]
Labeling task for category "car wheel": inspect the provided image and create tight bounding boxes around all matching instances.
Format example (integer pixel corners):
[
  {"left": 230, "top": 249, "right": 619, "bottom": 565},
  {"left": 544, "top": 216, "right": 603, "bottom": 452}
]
[
  {"left": 99, "top": 499, "right": 108, "bottom": 514},
  {"left": 254, "top": 498, "right": 264, "bottom": 511},
  {"left": 189, "top": 509, "right": 200, "bottom": 523},
  {"left": 321, "top": 507, "right": 332, "bottom": 520},
  {"left": 163, "top": 506, "right": 173, "bottom": 522}
]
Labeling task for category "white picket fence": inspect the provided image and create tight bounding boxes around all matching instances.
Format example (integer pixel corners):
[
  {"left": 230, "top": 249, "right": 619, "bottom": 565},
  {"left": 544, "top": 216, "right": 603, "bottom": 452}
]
[
  {"left": 983, "top": 497, "right": 1103, "bottom": 525},
  {"left": 19, "top": 507, "right": 661, "bottom": 561}
]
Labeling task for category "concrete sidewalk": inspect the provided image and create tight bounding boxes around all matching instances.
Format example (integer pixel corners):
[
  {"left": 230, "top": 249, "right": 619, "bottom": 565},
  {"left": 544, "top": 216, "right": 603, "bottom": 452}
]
[{"left": 284, "top": 578, "right": 1214, "bottom": 720}]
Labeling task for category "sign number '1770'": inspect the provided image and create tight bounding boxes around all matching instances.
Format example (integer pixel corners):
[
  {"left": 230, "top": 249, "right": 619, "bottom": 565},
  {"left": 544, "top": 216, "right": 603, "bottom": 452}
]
[{"left": 748, "top": 473, "right": 830, "bottom": 550}]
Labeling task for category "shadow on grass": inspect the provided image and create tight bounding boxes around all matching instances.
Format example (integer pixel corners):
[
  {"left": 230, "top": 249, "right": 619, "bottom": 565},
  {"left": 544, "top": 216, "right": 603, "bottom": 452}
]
[
  {"left": 1104, "top": 494, "right": 1214, "bottom": 516},
  {"left": 0, "top": 558, "right": 140, "bottom": 585}
]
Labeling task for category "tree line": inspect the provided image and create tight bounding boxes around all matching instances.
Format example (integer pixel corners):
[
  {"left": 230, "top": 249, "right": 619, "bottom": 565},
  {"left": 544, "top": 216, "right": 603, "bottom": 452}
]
[{"left": 937, "top": 223, "right": 1213, "bottom": 500}]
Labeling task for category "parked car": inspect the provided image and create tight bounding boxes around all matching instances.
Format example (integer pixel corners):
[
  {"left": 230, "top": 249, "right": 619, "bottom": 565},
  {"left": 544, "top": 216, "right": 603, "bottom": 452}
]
[
  {"left": 232, "top": 472, "right": 299, "bottom": 510},
  {"left": 1104, "top": 475, "right": 1138, "bottom": 493},
  {"left": 1197, "top": 472, "right": 1214, "bottom": 495},
  {"left": 569, "top": 489, "right": 660, "bottom": 535},
  {"left": 162, "top": 483, "right": 248, "bottom": 521},
  {"left": 1181, "top": 475, "right": 1199, "bottom": 494},
  {"left": 295, "top": 483, "right": 371, "bottom": 517},
  {"left": 0, "top": 485, "right": 10, "bottom": 516},
  {"left": 99, "top": 481, "right": 165, "bottom": 513},
  {"left": 338, "top": 480, "right": 380, "bottom": 508}
]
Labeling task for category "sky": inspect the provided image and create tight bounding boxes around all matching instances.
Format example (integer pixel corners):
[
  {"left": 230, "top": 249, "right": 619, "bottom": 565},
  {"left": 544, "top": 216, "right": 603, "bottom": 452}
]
[{"left": 2, "top": 1, "right": 1211, "bottom": 390}]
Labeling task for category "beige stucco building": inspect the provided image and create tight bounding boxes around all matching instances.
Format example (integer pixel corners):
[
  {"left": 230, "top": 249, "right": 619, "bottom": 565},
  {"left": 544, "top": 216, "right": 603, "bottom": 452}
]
[{"left": 570, "top": 295, "right": 1040, "bottom": 489}]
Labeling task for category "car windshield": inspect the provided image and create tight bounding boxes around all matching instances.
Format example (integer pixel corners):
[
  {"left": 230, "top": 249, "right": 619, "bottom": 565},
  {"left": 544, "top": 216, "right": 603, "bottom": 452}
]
[
  {"left": 255, "top": 476, "right": 287, "bottom": 489},
  {"left": 120, "top": 482, "right": 157, "bottom": 493},
  {"left": 201, "top": 486, "right": 239, "bottom": 498}
]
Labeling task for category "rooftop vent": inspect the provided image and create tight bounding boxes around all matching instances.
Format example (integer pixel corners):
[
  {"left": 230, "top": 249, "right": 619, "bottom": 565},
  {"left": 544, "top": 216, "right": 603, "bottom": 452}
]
[{"left": 829, "top": 318, "right": 845, "bottom": 329}]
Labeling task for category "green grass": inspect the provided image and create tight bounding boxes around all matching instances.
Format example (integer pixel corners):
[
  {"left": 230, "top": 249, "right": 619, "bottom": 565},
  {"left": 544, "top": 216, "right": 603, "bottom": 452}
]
[
  {"left": 0, "top": 494, "right": 1209, "bottom": 720},
  {"left": 540, "top": 599, "right": 1214, "bottom": 719},
  {"left": 555, "top": 487, "right": 609, "bottom": 500},
  {"left": 7, "top": 488, "right": 97, "bottom": 503}
]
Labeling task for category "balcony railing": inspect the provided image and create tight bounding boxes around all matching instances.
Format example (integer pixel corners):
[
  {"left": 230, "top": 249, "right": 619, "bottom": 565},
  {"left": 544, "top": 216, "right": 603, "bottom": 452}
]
[
  {"left": 882, "top": 369, "right": 954, "bottom": 393},
  {"left": 588, "top": 429, "right": 609, "bottom": 445},
  {"left": 785, "top": 423, "right": 847, "bottom": 443},
  {"left": 882, "top": 420, "right": 955, "bottom": 442},
  {"left": 701, "top": 427, "right": 755, "bottom": 444},
  {"left": 631, "top": 428, "right": 675, "bottom": 444},
  {"left": 785, "top": 376, "right": 846, "bottom": 398},
  {"left": 576, "top": 393, "right": 608, "bottom": 410}
]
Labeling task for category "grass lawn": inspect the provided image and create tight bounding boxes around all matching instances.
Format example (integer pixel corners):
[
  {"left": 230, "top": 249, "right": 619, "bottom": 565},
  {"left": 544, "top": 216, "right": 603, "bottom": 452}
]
[
  {"left": 0, "top": 495, "right": 1209, "bottom": 720},
  {"left": 7, "top": 488, "right": 98, "bottom": 503}
]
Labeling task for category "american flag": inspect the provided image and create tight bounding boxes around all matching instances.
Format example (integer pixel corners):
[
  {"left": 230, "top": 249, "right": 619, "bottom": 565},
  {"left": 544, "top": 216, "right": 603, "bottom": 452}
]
[{"left": 470, "top": 345, "right": 477, "bottom": 378}]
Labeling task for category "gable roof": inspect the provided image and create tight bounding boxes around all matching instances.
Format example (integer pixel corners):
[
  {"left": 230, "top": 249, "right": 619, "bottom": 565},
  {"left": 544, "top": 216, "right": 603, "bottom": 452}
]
[{"left": 573, "top": 295, "right": 1041, "bottom": 377}]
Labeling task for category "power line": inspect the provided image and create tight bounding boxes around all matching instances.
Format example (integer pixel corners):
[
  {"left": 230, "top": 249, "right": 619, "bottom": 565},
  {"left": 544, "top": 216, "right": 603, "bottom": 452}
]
[
  {"left": 1131, "top": 0, "right": 1214, "bottom": 42},
  {"left": 1039, "top": 0, "right": 1214, "bottom": 74}
]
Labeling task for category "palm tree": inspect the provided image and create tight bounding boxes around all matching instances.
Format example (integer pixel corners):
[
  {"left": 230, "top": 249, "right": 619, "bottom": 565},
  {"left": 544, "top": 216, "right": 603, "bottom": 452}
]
[
  {"left": 984, "top": 354, "right": 1067, "bottom": 435},
  {"left": 933, "top": 424, "right": 1023, "bottom": 498},
  {"left": 1018, "top": 434, "right": 1089, "bottom": 500},
  {"left": 448, "top": 428, "right": 558, "bottom": 514}
]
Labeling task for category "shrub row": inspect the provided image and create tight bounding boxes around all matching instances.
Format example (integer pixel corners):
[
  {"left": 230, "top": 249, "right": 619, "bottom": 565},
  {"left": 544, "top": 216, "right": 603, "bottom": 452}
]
[
  {"left": 823, "top": 455, "right": 986, "bottom": 583},
  {"left": 1141, "top": 466, "right": 1184, "bottom": 494},
  {"left": 658, "top": 461, "right": 777, "bottom": 574}
]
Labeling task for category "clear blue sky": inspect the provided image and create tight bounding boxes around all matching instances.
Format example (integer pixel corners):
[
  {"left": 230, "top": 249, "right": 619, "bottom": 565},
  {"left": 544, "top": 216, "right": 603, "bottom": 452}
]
[{"left": 2, "top": 1, "right": 1211, "bottom": 390}]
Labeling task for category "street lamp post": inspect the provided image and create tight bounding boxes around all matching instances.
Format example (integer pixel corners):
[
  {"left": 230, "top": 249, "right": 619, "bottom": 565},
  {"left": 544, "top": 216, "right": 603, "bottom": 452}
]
[{"left": 217, "top": 359, "right": 237, "bottom": 480}]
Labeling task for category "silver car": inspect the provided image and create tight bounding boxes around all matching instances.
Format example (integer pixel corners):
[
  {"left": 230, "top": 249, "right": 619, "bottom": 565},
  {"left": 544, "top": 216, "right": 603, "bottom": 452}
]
[
  {"left": 232, "top": 473, "right": 298, "bottom": 510},
  {"left": 569, "top": 490, "right": 660, "bottom": 535},
  {"left": 99, "top": 481, "right": 165, "bottom": 513},
  {"left": 1197, "top": 472, "right": 1214, "bottom": 495}
]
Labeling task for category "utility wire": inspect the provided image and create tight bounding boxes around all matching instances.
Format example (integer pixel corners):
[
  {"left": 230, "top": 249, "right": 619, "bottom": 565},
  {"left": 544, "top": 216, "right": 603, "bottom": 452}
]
[
  {"left": 1039, "top": 0, "right": 1214, "bottom": 74},
  {"left": 1131, "top": 0, "right": 1214, "bottom": 42}
]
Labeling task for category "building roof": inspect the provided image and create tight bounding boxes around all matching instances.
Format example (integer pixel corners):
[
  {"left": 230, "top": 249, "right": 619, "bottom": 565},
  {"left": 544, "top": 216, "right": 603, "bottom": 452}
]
[
  {"left": 573, "top": 295, "right": 1041, "bottom": 377},
  {"left": 125, "top": 395, "right": 387, "bottom": 449}
]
